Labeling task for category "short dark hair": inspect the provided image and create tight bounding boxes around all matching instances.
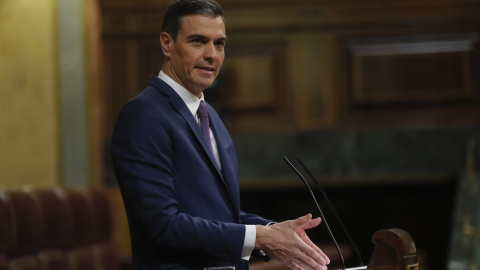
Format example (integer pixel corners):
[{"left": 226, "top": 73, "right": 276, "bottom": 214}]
[{"left": 162, "top": 0, "right": 225, "bottom": 41}]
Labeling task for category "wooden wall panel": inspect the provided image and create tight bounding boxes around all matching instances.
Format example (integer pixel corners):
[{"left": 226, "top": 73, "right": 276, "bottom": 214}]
[
  {"left": 337, "top": 31, "right": 480, "bottom": 127},
  {"left": 222, "top": 42, "right": 285, "bottom": 113},
  {"left": 290, "top": 33, "right": 338, "bottom": 128},
  {"left": 215, "top": 39, "right": 293, "bottom": 132},
  {"left": 346, "top": 33, "right": 479, "bottom": 106},
  {"left": 99, "top": 0, "right": 480, "bottom": 134},
  {"left": 102, "top": 40, "right": 162, "bottom": 135}
]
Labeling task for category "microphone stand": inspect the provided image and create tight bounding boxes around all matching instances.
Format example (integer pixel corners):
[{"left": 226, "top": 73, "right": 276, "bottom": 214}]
[
  {"left": 297, "top": 158, "right": 364, "bottom": 267},
  {"left": 284, "top": 157, "right": 346, "bottom": 270}
]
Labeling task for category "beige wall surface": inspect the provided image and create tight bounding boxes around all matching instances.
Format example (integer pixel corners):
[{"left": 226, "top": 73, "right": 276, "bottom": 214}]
[{"left": 0, "top": 0, "right": 60, "bottom": 188}]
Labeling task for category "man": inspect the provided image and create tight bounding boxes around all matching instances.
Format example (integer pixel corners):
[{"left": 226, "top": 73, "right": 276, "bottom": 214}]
[{"left": 111, "top": 0, "right": 330, "bottom": 269}]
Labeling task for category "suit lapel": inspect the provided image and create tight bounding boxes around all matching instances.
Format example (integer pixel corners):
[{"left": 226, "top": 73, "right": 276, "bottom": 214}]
[
  {"left": 172, "top": 98, "right": 221, "bottom": 171},
  {"left": 209, "top": 108, "right": 241, "bottom": 214},
  {"left": 152, "top": 78, "right": 222, "bottom": 173},
  {"left": 180, "top": 103, "right": 240, "bottom": 213}
]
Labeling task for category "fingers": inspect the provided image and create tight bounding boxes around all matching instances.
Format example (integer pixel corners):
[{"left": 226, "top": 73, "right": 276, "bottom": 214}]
[
  {"left": 295, "top": 219, "right": 331, "bottom": 266},
  {"left": 297, "top": 217, "right": 322, "bottom": 231},
  {"left": 292, "top": 214, "right": 331, "bottom": 267},
  {"left": 263, "top": 231, "right": 328, "bottom": 270},
  {"left": 290, "top": 213, "right": 312, "bottom": 228},
  {"left": 298, "top": 239, "right": 328, "bottom": 266},
  {"left": 292, "top": 214, "right": 322, "bottom": 231},
  {"left": 278, "top": 230, "right": 326, "bottom": 269},
  {"left": 288, "top": 251, "right": 328, "bottom": 270},
  {"left": 296, "top": 227, "right": 329, "bottom": 261},
  {"left": 260, "top": 214, "right": 330, "bottom": 270},
  {"left": 280, "top": 249, "right": 325, "bottom": 270}
]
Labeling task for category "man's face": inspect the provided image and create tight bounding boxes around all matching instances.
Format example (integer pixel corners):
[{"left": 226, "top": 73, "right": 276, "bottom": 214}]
[{"left": 162, "top": 14, "right": 226, "bottom": 97}]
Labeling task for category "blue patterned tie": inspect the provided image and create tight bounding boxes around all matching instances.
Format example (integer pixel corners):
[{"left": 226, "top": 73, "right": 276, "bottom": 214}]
[{"left": 197, "top": 101, "right": 215, "bottom": 159}]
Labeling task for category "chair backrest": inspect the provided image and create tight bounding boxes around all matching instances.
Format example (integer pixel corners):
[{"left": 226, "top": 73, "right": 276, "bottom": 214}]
[
  {"left": 89, "top": 189, "right": 113, "bottom": 243},
  {"left": 0, "top": 253, "right": 8, "bottom": 270},
  {"left": 0, "top": 187, "right": 120, "bottom": 270},
  {"left": 9, "top": 256, "right": 41, "bottom": 270},
  {"left": 36, "top": 249, "right": 69, "bottom": 270},
  {"left": 88, "top": 189, "right": 120, "bottom": 270},
  {"left": 29, "top": 188, "right": 73, "bottom": 249},
  {"left": 0, "top": 190, "right": 11, "bottom": 254},
  {"left": 66, "top": 248, "right": 96, "bottom": 270},
  {"left": 91, "top": 242, "right": 119, "bottom": 270},
  {"left": 64, "top": 189, "right": 96, "bottom": 248},
  {"left": 6, "top": 190, "right": 41, "bottom": 257}
]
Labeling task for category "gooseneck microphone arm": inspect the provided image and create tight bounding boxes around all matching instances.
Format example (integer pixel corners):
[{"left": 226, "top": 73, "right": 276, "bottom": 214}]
[
  {"left": 297, "top": 158, "right": 364, "bottom": 266},
  {"left": 283, "top": 157, "right": 346, "bottom": 270}
]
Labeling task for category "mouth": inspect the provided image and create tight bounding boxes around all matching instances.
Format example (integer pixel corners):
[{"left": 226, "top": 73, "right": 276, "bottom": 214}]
[{"left": 195, "top": 66, "right": 215, "bottom": 72}]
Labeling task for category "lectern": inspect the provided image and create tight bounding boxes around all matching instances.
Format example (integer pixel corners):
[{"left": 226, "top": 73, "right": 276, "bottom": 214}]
[
  {"left": 366, "top": 229, "right": 419, "bottom": 270},
  {"left": 250, "top": 228, "right": 419, "bottom": 270}
]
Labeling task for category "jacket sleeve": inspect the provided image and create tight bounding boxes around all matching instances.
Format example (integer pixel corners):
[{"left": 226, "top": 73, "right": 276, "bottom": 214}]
[{"left": 239, "top": 210, "right": 272, "bottom": 226}]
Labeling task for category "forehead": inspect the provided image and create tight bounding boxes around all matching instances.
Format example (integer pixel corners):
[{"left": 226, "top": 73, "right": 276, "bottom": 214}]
[{"left": 178, "top": 14, "right": 226, "bottom": 37}]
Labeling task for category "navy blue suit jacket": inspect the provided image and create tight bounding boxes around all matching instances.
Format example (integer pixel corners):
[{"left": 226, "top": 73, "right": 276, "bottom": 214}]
[{"left": 111, "top": 76, "right": 271, "bottom": 270}]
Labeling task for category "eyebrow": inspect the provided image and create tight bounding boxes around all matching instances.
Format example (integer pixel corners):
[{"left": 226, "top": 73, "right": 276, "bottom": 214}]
[{"left": 187, "top": 34, "right": 227, "bottom": 42}]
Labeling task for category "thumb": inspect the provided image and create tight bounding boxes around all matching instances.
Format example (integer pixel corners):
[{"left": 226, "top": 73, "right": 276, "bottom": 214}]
[
  {"left": 292, "top": 213, "right": 313, "bottom": 227},
  {"left": 295, "top": 214, "right": 322, "bottom": 231}
]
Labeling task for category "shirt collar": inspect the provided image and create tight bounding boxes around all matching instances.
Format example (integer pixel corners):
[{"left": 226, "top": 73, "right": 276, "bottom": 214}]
[{"left": 158, "top": 70, "right": 204, "bottom": 116}]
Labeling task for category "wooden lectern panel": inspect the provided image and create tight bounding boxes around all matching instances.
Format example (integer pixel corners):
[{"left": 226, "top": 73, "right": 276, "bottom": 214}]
[{"left": 367, "top": 229, "right": 419, "bottom": 270}]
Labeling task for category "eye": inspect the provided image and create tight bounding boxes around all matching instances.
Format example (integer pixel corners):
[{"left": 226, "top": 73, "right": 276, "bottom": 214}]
[
  {"left": 214, "top": 40, "right": 226, "bottom": 48},
  {"left": 191, "top": 38, "right": 202, "bottom": 44}
]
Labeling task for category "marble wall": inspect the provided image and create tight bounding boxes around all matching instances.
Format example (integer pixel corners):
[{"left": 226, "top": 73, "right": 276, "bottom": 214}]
[
  {"left": 0, "top": 0, "right": 60, "bottom": 188},
  {"left": 234, "top": 125, "right": 480, "bottom": 182}
]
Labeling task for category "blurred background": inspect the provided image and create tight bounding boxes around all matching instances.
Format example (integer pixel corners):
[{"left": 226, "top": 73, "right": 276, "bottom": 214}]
[{"left": 1, "top": 0, "right": 480, "bottom": 269}]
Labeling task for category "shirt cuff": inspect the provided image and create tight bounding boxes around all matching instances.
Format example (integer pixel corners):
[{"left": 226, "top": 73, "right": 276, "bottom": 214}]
[{"left": 241, "top": 225, "right": 256, "bottom": 260}]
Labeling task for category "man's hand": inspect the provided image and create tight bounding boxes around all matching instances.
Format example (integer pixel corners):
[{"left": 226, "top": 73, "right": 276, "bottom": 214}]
[{"left": 255, "top": 214, "right": 330, "bottom": 270}]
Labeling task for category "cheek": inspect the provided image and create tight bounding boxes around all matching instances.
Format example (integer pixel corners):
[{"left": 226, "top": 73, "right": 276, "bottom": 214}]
[
  {"left": 217, "top": 53, "right": 225, "bottom": 66},
  {"left": 184, "top": 53, "right": 202, "bottom": 69},
  {"left": 174, "top": 46, "right": 195, "bottom": 63}
]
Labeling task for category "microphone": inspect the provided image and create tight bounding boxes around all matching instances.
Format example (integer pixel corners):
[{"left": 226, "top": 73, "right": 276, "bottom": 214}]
[
  {"left": 283, "top": 157, "right": 346, "bottom": 270},
  {"left": 296, "top": 158, "right": 364, "bottom": 267}
]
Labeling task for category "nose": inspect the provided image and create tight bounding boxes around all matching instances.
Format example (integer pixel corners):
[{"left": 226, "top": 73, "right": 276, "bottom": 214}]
[{"left": 203, "top": 42, "right": 218, "bottom": 62}]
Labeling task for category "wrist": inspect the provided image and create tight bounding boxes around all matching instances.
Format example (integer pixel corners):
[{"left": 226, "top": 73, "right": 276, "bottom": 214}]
[{"left": 254, "top": 225, "right": 266, "bottom": 250}]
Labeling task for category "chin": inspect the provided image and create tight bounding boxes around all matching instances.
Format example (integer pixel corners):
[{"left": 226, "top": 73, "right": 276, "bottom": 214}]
[{"left": 198, "top": 81, "right": 215, "bottom": 89}]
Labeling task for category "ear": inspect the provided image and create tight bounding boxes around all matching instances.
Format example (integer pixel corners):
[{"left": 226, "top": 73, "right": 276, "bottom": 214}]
[{"left": 160, "top": 32, "right": 173, "bottom": 57}]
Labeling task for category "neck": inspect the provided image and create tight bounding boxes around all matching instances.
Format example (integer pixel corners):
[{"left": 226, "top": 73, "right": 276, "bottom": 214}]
[{"left": 161, "top": 63, "right": 203, "bottom": 98}]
